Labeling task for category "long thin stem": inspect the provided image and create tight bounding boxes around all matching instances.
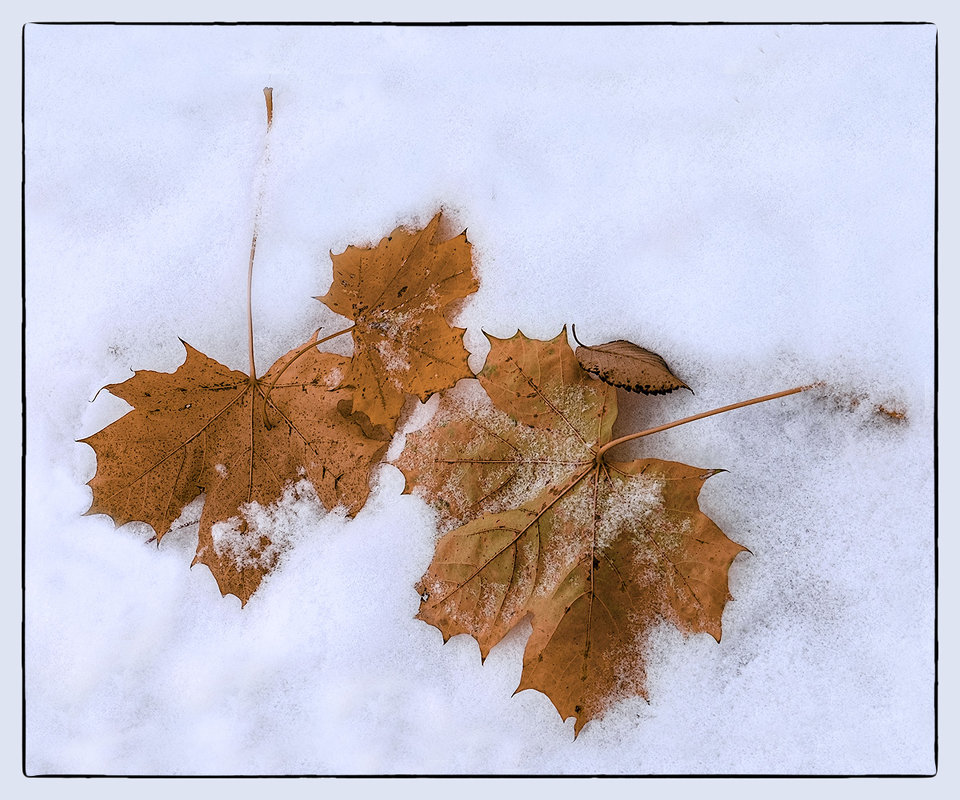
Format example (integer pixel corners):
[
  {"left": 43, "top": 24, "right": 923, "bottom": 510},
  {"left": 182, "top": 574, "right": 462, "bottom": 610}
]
[
  {"left": 247, "top": 232, "right": 259, "bottom": 378},
  {"left": 261, "top": 324, "right": 356, "bottom": 428},
  {"left": 596, "top": 383, "right": 820, "bottom": 460},
  {"left": 247, "top": 87, "right": 274, "bottom": 379}
]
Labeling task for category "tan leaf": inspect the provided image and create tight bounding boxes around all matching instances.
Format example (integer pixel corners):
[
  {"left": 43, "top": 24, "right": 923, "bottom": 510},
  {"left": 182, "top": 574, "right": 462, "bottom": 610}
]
[
  {"left": 81, "top": 339, "right": 388, "bottom": 604},
  {"left": 396, "top": 328, "right": 614, "bottom": 534},
  {"left": 572, "top": 325, "right": 689, "bottom": 395},
  {"left": 397, "top": 330, "right": 744, "bottom": 735},
  {"left": 317, "top": 212, "right": 479, "bottom": 432}
]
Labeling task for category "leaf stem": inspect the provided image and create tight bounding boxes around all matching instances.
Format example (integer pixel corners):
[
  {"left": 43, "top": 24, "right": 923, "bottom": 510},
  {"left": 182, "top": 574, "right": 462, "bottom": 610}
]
[
  {"left": 261, "top": 324, "right": 356, "bottom": 428},
  {"left": 246, "top": 234, "right": 259, "bottom": 379},
  {"left": 596, "top": 383, "right": 820, "bottom": 460},
  {"left": 264, "top": 86, "right": 273, "bottom": 126},
  {"left": 247, "top": 87, "right": 274, "bottom": 379}
]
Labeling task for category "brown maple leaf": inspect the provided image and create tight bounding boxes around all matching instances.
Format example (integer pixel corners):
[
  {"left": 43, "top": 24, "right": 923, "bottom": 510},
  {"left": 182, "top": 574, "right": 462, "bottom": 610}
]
[
  {"left": 396, "top": 329, "right": 745, "bottom": 735},
  {"left": 316, "top": 212, "right": 478, "bottom": 433},
  {"left": 81, "top": 337, "right": 388, "bottom": 604}
]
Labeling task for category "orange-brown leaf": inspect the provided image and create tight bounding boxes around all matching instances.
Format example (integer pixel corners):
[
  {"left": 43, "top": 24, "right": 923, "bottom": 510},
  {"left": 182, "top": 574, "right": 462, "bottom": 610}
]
[
  {"left": 396, "top": 328, "right": 615, "bottom": 534},
  {"left": 573, "top": 327, "right": 689, "bottom": 395},
  {"left": 397, "top": 330, "right": 744, "bottom": 734},
  {"left": 81, "top": 339, "right": 388, "bottom": 604},
  {"left": 317, "top": 213, "right": 478, "bottom": 432}
]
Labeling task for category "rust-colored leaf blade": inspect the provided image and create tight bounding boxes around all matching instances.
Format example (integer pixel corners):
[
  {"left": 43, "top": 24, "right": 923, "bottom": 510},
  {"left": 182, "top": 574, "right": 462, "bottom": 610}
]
[
  {"left": 480, "top": 327, "right": 617, "bottom": 446},
  {"left": 416, "top": 502, "right": 554, "bottom": 660},
  {"left": 80, "top": 342, "right": 247, "bottom": 537},
  {"left": 517, "top": 459, "right": 746, "bottom": 735},
  {"left": 573, "top": 330, "right": 689, "bottom": 395},
  {"left": 82, "top": 339, "right": 388, "bottom": 604},
  {"left": 400, "top": 329, "right": 744, "bottom": 734},
  {"left": 395, "top": 328, "right": 616, "bottom": 533},
  {"left": 317, "top": 213, "right": 479, "bottom": 432}
]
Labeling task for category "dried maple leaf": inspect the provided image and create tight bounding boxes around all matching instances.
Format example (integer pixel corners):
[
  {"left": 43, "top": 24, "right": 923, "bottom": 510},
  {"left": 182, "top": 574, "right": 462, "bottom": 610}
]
[
  {"left": 396, "top": 329, "right": 745, "bottom": 734},
  {"left": 572, "top": 325, "right": 689, "bottom": 395},
  {"left": 316, "top": 212, "right": 478, "bottom": 433},
  {"left": 82, "top": 336, "right": 388, "bottom": 604}
]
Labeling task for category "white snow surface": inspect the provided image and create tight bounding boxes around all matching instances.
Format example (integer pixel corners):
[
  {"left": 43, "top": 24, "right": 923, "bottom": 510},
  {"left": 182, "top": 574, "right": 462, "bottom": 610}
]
[{"left": 24, "top": 24, "right": 934, "bottom": 775}]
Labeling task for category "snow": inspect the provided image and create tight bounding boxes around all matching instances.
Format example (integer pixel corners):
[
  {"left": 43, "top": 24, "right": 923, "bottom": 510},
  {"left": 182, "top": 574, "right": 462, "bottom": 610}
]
[
  {"left": 210, "top": 479, "right": 319, "bottom": 572},
  {"left": 23, "top": 22, "right": 935, "bottom": 776}
]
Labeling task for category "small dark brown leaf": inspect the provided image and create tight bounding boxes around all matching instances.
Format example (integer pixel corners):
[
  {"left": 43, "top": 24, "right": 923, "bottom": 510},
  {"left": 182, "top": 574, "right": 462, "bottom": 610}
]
[{"left": 572, "top": 325, "right": 690, "bottom": 395}]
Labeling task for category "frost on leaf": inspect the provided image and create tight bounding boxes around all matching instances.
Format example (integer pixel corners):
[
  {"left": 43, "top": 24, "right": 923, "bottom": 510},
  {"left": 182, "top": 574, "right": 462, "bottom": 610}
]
[
  {"left": 81, "top": 339, "right": 388, "bottom": 604},
  {"left": 396, "top": 329, "right": 745, "bottom": 735},
  {"left": 317, "top": 212, "right": 478, "bottom": 433}
]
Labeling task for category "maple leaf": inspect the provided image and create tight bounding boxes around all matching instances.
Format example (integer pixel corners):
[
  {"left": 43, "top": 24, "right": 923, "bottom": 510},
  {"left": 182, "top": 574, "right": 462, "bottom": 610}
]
[
  {"left": 82, "top": 336, "right": 388, "bottom": 604},
  {"left": 316, "top": 212, "right": 478, "bottom": 433},
  {"left": 571, "top": 325, "right": 689, "bottom": 395},
  {"left": 396, "top": 329, "right": 745, "bottom": 735}
]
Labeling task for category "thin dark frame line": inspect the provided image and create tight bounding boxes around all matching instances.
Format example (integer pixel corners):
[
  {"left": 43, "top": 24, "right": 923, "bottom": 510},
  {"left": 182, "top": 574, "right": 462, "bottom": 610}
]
[
  {"left": 20, "top": 20, "right": 27, "bottom": 782},
  {"left": 20, "top": 19, "right": 939, "bottom": 780},
  {"left": 26, "top": 770, "right": 942, "bottom": 779},
  {"left": 932, "top": 25, "right": 940, "bottom": 778},
  {"left": 28, "top": 20, "right": 935, "bottom": 26}
]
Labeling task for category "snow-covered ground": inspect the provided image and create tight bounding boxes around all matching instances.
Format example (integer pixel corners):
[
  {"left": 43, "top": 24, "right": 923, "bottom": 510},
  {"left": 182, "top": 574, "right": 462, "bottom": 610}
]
[{"left": 24, "top": 23, "right": 935, "bottom": 774}]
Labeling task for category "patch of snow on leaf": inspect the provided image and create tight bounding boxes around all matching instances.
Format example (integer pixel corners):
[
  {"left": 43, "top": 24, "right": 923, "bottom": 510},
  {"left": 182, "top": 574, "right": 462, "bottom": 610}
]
[
  {"left": 552, "top": 382, "right": 607, "bottom": 449},
  {"left": 324, "top": 366, "right": 343, "bottom": 388},
  {"left": 596, "top": 470, "right": 664, "bottom": 552},
  {"left": 374, "top": 337, "right": 411, "bottom": 376},
  {"left": 402, "top": 379, "right": 595, "bottom": 535},
  {"left": 210, "top": 479, "right": 321, "bottom": 572}
]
